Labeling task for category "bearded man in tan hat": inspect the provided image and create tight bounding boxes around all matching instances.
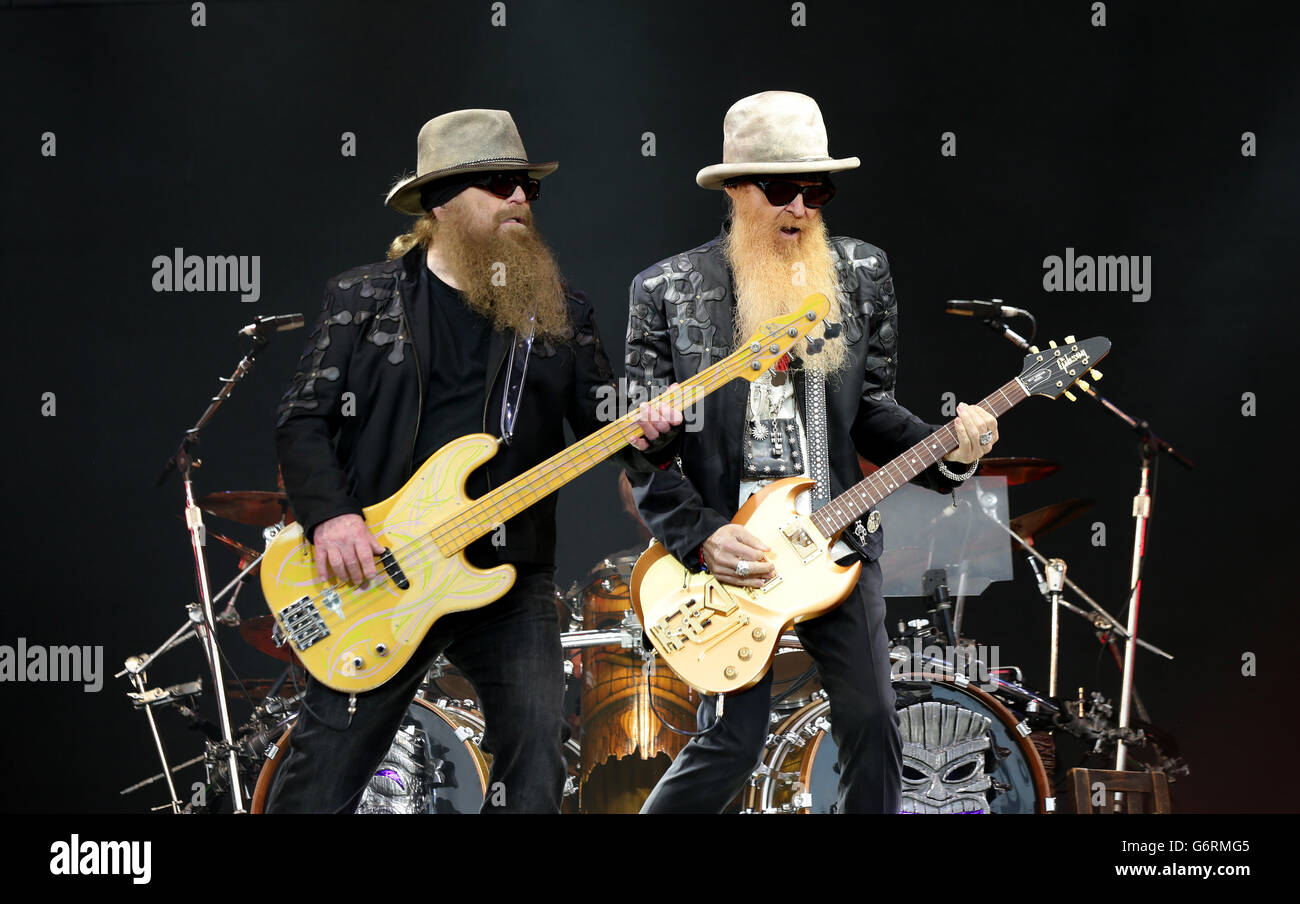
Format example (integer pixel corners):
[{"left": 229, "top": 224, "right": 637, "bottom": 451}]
[
  {"left": 626, "top": 91, "right": 1001, "bottom": 813},
  {"left": 268, "top": 109, "right": 671, "bottom": 813}
]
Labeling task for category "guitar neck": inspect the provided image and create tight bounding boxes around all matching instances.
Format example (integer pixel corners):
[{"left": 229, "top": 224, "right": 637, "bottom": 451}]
[
  {"left": 431, "top": 351, "right": 749, "bottom": 553},
  {"left": 809, "top": 377, "right": 1029, "bottom": 540}
]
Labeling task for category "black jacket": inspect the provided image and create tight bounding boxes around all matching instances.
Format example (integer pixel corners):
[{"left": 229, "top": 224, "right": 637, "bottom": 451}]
[
  {"left": 275, "top": 242, "right": 621, "bottom": 568},
  {"left": 622, "top": 230, "right": 962, "bottom": 566}
]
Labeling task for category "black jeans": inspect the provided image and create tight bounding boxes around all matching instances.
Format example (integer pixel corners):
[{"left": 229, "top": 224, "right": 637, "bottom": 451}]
[
  {"left": 265, "top": 567, "right": 567, "bottom": 813},
  {"left": 639, "top": 558, "right": 902, "bottom": 814}
]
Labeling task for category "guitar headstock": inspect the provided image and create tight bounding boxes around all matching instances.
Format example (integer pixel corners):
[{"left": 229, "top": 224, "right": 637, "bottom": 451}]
[
  {"left": 1018, "top": 335, "right": 1112, "bottom": 400},
  {"left": 734, "top": 293, "right": 833, "bottom": 382}
]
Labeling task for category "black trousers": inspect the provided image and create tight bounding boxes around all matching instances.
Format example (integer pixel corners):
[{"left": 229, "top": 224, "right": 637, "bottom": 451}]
[
  {"left": 265, "top": 568, "right": 567, "bottom": 814},
  {"left": 639, "top": 558, "right": 902, "bottom": 814}
]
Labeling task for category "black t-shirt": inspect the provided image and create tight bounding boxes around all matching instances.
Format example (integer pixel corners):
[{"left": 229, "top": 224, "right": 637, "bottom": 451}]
[{"left": 412, "top": 265, "right": 493, "bottom": 499}]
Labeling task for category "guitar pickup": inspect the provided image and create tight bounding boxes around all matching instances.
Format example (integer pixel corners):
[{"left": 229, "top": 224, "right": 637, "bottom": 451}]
[
  {"left": 780, "top": 519, "right": 823, "bottom": 564},
  {"left": 380, "top": 547, "right": 410, "bottom": 590}
]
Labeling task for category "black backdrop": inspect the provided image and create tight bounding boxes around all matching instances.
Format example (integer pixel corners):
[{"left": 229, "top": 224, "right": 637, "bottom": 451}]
[{"left": 2, "top": 0, "right": 1296, "bottom": 814}]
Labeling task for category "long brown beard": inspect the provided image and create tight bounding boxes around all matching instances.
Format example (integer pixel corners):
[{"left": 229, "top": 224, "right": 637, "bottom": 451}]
[
  {"left": 725, "top": 207, "right": 846, "bottom": 375},
  {"left": 429, "top": 204, "right": 571, "bottom": 340}
]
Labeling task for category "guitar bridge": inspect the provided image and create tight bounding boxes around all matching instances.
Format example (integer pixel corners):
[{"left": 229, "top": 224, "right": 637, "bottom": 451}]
[
  {"left": 280, "top": 596, "right": 329, "bottom": 651},
  {"left": 651, "top": 582, "right": 748, "bottom": 654}
]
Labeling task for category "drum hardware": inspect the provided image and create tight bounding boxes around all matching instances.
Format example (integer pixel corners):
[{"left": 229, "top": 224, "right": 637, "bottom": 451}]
[
  {"left": 119, "top": 754, "right": 207, "bottom": 801},
  {"left": 921, "top": 568, "right": 958, "bottom": 646},
  {"left": 560, "top": 625, "right": 643, "bottom": 649},
  {"left": 979, "top": 503, "right": 1174, "bottom": 663},
  {"left": 154, "top": 312, "right": 303, "bottom": 812},
  {"left": 120, "top": 658, "right": 194, "bottom": 814}
]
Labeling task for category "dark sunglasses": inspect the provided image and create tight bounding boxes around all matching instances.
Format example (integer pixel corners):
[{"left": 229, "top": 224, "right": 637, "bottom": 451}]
[
  {"left": 726, "top": 176, "right": 836, "bottom": 209},
  {"left": 471, "top": 171, "right": 541, "bottom": 201}
]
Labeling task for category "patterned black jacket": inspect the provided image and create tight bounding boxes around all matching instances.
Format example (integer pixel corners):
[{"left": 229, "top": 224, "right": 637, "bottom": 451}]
[
  {"left": 274, "top": 242, "right": 621, "bottom": 568},
  {"left": 623, "top": 230, "right": 961, "bottom": 566}
]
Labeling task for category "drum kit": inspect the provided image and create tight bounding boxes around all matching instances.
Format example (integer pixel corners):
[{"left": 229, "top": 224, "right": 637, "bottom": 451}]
[{"left": 119, "top": 453, "right": 1187, "bottom": 815}]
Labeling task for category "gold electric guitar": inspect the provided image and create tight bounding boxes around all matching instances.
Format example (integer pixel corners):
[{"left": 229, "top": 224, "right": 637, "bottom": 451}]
[
  {"left": 629, "top": 336, "right": 1111, "bottom": 695},
  {"left": 260, "top": 294, "right": 832, "bottom": 693}
]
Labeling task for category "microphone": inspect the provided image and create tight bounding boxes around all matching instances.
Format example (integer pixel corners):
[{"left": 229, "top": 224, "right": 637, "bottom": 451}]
[
  {"left": 946, "top": 299, "right": 1031, "bottom": 320},
  {"left": 238, "top": 313, "right": 305, "bottom": 337}
]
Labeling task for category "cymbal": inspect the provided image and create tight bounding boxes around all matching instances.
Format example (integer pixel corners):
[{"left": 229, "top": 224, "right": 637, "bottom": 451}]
[
  {"left": 208, "top": 529, "right": 262, "bottom": 575},
  {"left": 238, "top": 614, "right": 298, "bottom": 664},
  {"left": 976, "top": 457, "right": 1059, "bottom": 486},
  {"left": 227, "top": 678, "right": 292, "bottom": 702},
  {"left": 1010, "top": 498, "right": 1094, "bottom": 544},
  {"left": 860, "top": 455, "right": 1059, "bottom": 486},
  {"left": 197, "top": 491, "right": 293, "bottom": 527}
]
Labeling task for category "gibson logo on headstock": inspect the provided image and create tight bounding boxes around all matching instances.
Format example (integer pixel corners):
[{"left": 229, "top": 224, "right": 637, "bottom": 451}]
[{"left": 1055, "top": 348, "right": 1091, "bottom": 372}]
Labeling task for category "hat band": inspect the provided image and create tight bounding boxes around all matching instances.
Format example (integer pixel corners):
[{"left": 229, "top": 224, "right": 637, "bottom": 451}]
[{"left": 417, "top": 156, "right": 531, "bottom": 180}]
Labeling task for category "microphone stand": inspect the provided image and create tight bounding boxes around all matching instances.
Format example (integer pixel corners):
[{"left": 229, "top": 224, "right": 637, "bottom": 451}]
[
  {"left": 153, "top": 326, "right": 276, "bottom": 814},
  {"left": 971, "top": 308, "right": 1191, "bottom": 776}
]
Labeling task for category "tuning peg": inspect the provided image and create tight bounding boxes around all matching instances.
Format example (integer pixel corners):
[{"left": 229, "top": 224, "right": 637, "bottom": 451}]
[
  {"left": 1048, "top": 340, "right": 1058, "bottom": 349},
  {"left": 1064, "top": 334, "right": 1076, "bottom": 344},
  {"left": 1090, "top": 368, "right": 1103, "bottom": 381},
  {"left": 1028, "top": 345, "right": 1039, "bottom": 354},
  {"left": 1063, "top": 390, "right": 1077, "bottom": 402},
  {"left": 1076, "top": 379, "right": 1090, "bottom": 391}
]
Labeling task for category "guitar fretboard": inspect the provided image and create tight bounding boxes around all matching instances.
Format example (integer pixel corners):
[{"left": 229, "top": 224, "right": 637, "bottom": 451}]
[
  {"left": 429, "top": 311, "right": 820, "bottom": 554},
  {"left": 809, "top": 378, "right": 1028, "bottom": 539}
]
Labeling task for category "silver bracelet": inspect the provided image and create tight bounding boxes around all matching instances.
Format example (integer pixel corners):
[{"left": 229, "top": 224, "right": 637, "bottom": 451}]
[{"left": 936, "top": 458, "right": 978, "bottom": 481}]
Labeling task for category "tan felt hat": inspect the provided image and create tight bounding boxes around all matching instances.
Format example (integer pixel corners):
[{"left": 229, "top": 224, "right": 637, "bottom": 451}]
[
  {"left": 696, "top": 91, "right": 859, "bottom": 189},
  {"left": 385, "top": 109, "right": 558, "bottom": 215}
]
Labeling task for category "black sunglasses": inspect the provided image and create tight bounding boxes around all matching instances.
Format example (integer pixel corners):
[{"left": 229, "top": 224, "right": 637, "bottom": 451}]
[
  {"left": 726, "top": 176, "right": 836, "bottom": 209},
  {"left": 471, "top": 171, "right": 541, "bottom": 201}
]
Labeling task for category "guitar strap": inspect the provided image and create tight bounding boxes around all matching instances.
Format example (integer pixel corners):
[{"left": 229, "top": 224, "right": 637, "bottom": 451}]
[
  {"left": 498, "top": 315, "right": 535, "bottom": 446},
  {"left": 803, "top": 367, "right": 833, "bottom": 511}
]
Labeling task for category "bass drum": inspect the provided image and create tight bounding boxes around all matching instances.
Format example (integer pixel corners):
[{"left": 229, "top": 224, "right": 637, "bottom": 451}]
[
  {"left": 250, "top": 697, "right": 582, "bottom": 814},
  {"left": 251, "top": 698, "right": 491, "bottom": 814},
  {"left": 744, "top": 674, "right": 1052, "bottom": 814},
  {"left": 576, "top": 552, "right": 698, "bottom": 814}
]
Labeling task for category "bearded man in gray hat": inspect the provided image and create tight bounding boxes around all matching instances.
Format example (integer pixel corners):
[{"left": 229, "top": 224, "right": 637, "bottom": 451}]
[
  {"left": 269, "top": 109, "right": 675, "bottom": 813},
  {"left": 626, "top": 91, "right": 1001, "bottom": 813}
]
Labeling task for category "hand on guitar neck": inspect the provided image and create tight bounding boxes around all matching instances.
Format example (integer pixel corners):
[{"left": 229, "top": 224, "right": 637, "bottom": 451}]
[
  {"left": 630, "top": 383, "right": 684, "bottom": 451},
  {"left": 945, "top": 401, "right": 1001, "bottom": 465}
]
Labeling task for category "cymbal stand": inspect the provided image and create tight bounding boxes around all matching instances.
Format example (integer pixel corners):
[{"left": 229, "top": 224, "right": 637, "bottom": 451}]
[
  {"left": 971, "top": 501, "right": 1172, "bottom": 661},
  {"left": 153, "top": 331, "right": 274, "bottom": 813},
  {"left": 977, "top": 314, "right": 1191, "bottom": 773},
  {"left": 1026, "top": 556, "right": 1067, "bottom": 697},
  {"left": 122, "top": 656, "right": 183, "bottom": 813}
]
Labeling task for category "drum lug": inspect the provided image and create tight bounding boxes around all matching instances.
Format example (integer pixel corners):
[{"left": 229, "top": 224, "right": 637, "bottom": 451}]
[
  {"left": 1015, "top": 719, "right": 1032, "bottom": 738},
  {"left": 1045, "top": 796, "right": 1056, "bottom": 812},
  {"left": 789, "top": 791, "right": 813, "bottom": 810}
]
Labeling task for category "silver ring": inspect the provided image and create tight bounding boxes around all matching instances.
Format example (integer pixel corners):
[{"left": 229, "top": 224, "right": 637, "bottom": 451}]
[
  {"left": 979, "top": 431, "right": 994, "bottom": 446},
  {"left": 735, "top": 559, "right": 750, "bottom": 577}
]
